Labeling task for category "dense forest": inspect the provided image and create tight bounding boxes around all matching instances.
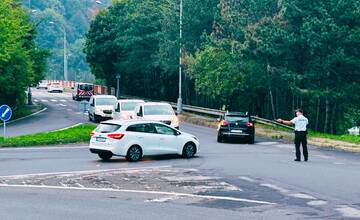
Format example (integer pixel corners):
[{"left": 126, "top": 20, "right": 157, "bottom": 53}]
[
  {"left": 20, "top": 0, "right": 112, "bottom": 82},
  {"left": 85, "top": 0, "right": 360, "bottom": 134}
]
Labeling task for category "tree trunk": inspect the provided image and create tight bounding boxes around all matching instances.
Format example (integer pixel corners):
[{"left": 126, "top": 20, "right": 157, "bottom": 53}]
[
  {"left": 315, "top": 98, "right": 320, "bottom": 131},
  {"left": 324, "top": 97, "right": 330, "bottom": 133},
  {"left": 330, "top": 102, "right": 337, "bottom": 134},
  {"left": 269, "top": 89, "right": 276, "bottom": 120}
]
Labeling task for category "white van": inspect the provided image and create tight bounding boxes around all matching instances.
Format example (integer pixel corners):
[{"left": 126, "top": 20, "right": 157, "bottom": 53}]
[
  {"left": 88, "top": 95, "right": 117, "bottom": 123},
  {"left": 134, "top": 102, "right": 179, "bottom": 129},
  {"left": 112, "top": 99, "right": 145, "bottom": 120}
]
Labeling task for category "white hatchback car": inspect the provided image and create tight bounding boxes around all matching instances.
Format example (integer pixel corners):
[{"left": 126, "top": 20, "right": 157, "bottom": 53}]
[
  {"left": 48, "top": 82, "right": 63, "bottom": 93},
  {"left": 112, "top": 99, "right": 145, "bottom": 120},
  {"left": 89, "top": 120, "right": 199, "bottom": 161},
  {"left": 134, "top": 102, "right": 179, "bottom": 129},
  {"left": 88, "top": 95, "right": 117, "bottom": 123}
]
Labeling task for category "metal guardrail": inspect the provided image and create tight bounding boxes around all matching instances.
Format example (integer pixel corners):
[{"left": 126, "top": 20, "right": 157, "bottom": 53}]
[{"left": 120, "top": 95, "right": 294, "bottom": 130}]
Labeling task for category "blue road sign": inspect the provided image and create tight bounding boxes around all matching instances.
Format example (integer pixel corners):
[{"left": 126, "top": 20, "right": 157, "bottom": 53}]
[{"left": 0, "top": 105, "right": 12, "bottom": 122}]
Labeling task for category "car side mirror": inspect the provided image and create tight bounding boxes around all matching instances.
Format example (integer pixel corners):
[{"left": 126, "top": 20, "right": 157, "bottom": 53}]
[
  {"left": 137, "top": 112, "right": 141, "bottom": 117},
  {"left": 175, "top": 131, "right": 181, "bottom": 136}
]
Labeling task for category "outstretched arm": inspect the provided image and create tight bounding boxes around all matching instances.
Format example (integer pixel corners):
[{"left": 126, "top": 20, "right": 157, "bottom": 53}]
[{"left": 276, "top": 119, "right": 294, "bottom": 126}]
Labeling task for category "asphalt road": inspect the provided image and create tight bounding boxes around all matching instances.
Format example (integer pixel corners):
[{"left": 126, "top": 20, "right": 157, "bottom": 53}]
[
  {"left": 0, "top": 89, "right": 359, "bottom": 219},
  {"left": 1, "top": 89, "right": 88, "bottom": 137}
]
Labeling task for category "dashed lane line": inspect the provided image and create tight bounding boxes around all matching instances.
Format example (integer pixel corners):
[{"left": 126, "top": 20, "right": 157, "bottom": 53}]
[{"left": 0, "top": 184, "right": 276, "bottom": 205}]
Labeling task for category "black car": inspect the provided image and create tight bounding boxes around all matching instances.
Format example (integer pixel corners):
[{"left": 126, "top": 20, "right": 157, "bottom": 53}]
[{"left": 217, "top": 112, "right": 255, "bottom": 144}]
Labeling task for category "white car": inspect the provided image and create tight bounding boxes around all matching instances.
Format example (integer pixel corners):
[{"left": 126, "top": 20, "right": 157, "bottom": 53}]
[
  {"left": 88, "top": 95, "right": 117, "bottom": 123},
  {"left": 134, "top": 102, "right": 179, "bottom": 129},
  {"left": 48, "top": 83, "right": 63, "bottom": 93},
  {"left": 37, "top": 80, "right": 48, "bottom": 89},
  {"left": 89, "top": 120, "right": 199, "bottom": 161},
  {"left": 112, "top": 99, "right": 145, "bottom": 120}
]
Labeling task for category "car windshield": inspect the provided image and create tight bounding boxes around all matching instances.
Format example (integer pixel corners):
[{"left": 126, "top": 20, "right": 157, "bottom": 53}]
[
  {"left": 225, "top": 115, "right": 249, "bottom": 123},
  {"left": 79, "top": 84, "right": 93, "bottom": 91},
  {"left": 96, "top": 98, "right": 116, "bottom": 106},
  {"left": 121, "top": 102, "right": 142, "bottom": 111},
  {"left": 144, "top": 105, "right": 174, "bottom": 116},
  {"left": 95, "top": 123, "right": 121, "bottom": 133}
]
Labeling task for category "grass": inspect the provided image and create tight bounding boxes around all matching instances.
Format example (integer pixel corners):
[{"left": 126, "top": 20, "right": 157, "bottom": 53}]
[{"left": 0, "top": 124, "right": 96, "bottom": 148}]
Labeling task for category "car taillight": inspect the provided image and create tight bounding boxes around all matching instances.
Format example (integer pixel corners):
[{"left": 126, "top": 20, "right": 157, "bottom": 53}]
[
  {"left": 246, "top": 122, "right": 254, "bottom": 127},
  {"left": 220, "top": 120, "right": 229, "bottom": 126},
  {"left": 90, "top": 131, "right": 95, "bottom": 137},
  {"left": 107, "top": 133, "right": 125, "bottom": 140}
]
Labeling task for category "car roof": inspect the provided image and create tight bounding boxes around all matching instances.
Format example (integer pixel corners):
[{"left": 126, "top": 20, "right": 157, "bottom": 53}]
[
  {"left": 141, "top": 102, "right": 172, "bottom": 106},
  {"left": 93, "top": 95, "right": 117, "bottom": 99},
  {"left": 101, "top": 119, "right": 169, "bottom": 126},
  {"left": 225, "top": 112, "right": 249, "bottom": 116},
  {"left": 117, "top": 99, "right": 145, "bottom": 103}
]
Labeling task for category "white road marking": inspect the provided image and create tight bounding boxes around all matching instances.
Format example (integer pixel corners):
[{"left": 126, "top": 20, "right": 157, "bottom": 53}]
[
  {"left": 238, "top": 176, "right": 256, "bottom": 183},
  {"left": 52, "top": 123, "right": 83, "bottom": 132},
  {"left": 51, "top": 99, "right": 57, "bottom": 102},
  {"left": 274, "top": 144, "right": 293, "bottom": 149},
  {"left": 336, "top": 205, "right": 360, "bottom": 218},
  {"left": 260, "top": 183, "right": 289, "bottom": 193},
  {"left": 56, "top": 104, "right": 67, "bottom": 107},
  {"left": 0, "top": 145, "right": 88, "bottom": 151},
  {"left": 0, "top": 184, "right": 276, "bottom": 205},
  {"left": 289, "top": 193, "right": 316, "bottom": 200},
  {"left": 145, "top": 196, "right": 179, "bottom": 203},
  {"left": 257, "top": 142, "right": 279, "bottom": 145},
  {"left": 307, "top": 200, "right": 328, "bottom": 206},
  {"left": 41, "top": 99, "right": 48, "bottom": 102},
  {"left": 162, "top": 176, "right": 220, "bottom": 182},
  {"left": 34, "top": 99, "right": 39, "bottom": 102},
  {"left": 0, "top": 166, "right": 172, "bottom": 179}
]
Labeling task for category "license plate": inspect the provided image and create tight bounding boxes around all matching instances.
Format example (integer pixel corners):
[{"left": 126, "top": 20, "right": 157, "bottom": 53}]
[
  {"left": 231, "top": 130, "right": 243, "bottom": 133},
  {"left": 96, "top": 137, "right": 106, "bottom": 142}
]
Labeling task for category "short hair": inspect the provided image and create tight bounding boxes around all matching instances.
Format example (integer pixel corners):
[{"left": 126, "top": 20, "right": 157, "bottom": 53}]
[{"left": 295, "top": 108, "right": 303, "bottom": 114}]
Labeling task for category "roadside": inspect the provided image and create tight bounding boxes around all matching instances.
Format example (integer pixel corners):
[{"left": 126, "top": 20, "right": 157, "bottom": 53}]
[
  {"left": 0, "top": 124, "right": 95, "bottom": 148},
  {"left": 179, "top": 112, "right": 360, "bottom": 153},
  {"left": 0, "top": 103, "right": 45, "bottom": 126}
]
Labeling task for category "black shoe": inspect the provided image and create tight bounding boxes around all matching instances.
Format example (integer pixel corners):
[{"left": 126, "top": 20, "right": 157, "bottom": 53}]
[
  {"left": 304, "top": 158, "right": 308, "bottom": 162},
  {"left": 294, "top": 159, "right": 301, "bottom": 162}
]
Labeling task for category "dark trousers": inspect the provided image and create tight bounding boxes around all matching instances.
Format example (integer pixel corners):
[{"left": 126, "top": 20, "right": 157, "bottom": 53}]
[{"left": 294, "top": 131, "right": 308, "bottom": 160}]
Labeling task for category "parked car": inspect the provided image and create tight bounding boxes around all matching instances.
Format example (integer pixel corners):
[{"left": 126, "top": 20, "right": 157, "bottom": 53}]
[
  {"left": 88, "top": 95, "right": 117, "bottom": 123},
  {"left": 89, "top": 120, "right": 199, "bottom": 161},
  {"left": 112, "top": 99, "right": 145, "bottom": 120},
  {"left": 37, "top": 80, "right": 48, "bottom": 89},
  {"left": 134, "top": 102, "right": 179, "bottom": 129},
  {"left": 217, "top": 112, "right": 255, "bottom": 144},
  {"left": 48, "top": 82, "right": 63, "bottom": 93},
  {"left": 72, "top": 83, "right": 94, "bottom": 101}
]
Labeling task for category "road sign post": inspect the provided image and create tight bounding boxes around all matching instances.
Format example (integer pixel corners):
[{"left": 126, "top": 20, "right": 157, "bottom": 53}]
[{"left": 0, "top": 105, "right": 12, "bottom": 139}]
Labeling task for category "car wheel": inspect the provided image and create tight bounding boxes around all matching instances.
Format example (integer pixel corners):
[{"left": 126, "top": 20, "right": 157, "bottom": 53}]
[
  {"left": 217, "top": 135, "right": 223, "bottom": 143},
  {"left": 88, "top": 113, "right": 92, "bottom": 122},
  {"left": 182, "top": 142, "right": 196, "bottom": 158},
  {"left": 98, "top": 152, "right": 112, "bottom": 161},
  {"left": 126, "top": 145, "right": 142, "bottom": 162},
  {"left": 93, "top": 114, "right": 100, "bottom": 123},
  {"left": 248, "top": 136, "right": 255, "bottom": 144}
]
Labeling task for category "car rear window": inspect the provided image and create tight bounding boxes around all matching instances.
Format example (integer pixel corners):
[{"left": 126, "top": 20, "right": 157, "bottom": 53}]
[
  {"left": 225, "top": 115, "right": 249, "bottom": 123},
  {"left": 95, "top": 124, "right": 121, "bottom": 133},
  {"left": 144, "top": 105, "right": 174, "bottom": 116},
  {"left": 79, "top": 84, "right": 93, "bottom": 91},
  {"left": 121, "top": 102, "right": 142, "bottom": 111}
]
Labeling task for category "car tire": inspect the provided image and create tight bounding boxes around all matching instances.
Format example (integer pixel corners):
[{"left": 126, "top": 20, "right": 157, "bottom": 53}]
[
  {"left": 248, "top": 136, "right": 255, "bottom": 144},
  {"left": 217, "top": 135, "right": 223, "bottom": 143},
  {"left": 93, "top": 114, "right": 100, "bottom": 123},
  {"left": 98, "top": 152, "right": 112, "bottom": 161},
  {"left": 182, "top": 142, "right": 196, "bottom": 158},
  {"left": 126, "top": 145, "right": 143, "bottom": 162},
  {"left": 88, "top": 113, "right": 92, "bottom": 122}
]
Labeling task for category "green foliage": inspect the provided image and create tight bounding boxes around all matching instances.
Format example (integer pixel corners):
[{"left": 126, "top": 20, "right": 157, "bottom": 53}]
[
  {"left": 0, "top": 0, "right": 48, "bottom": 107},
  {"left": 0, "top": 124, "right": 96, "bottom": 147}
]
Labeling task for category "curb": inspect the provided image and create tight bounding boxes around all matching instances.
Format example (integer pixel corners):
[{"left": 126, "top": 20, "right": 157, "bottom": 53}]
[
  {"left": 51, "top": 123, "right": 84, "bottom": 132},
  {"left": 0, "top": 107, "right": 48, "bottom": 126}
]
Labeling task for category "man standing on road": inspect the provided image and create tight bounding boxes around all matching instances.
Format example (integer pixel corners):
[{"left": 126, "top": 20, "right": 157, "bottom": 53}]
[{"left": 277, "top": 109, "right": 309, "bottom": 162}]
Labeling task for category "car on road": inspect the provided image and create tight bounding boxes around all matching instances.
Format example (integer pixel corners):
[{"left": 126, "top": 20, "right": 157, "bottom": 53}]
[
  {"left": 217, "top": 112, "right": 255, "bottom": 144},
  {"left": 112, "top": 99, "right": 145, "bottom": 120},
  {"left": 134, "top": 102, "right": 179, "bottom": 129},
  {"left": 88, "top": 95, "right": 117, "bottom": 123},
  {"left": 72, "top": 83, "right": 94, "bottom": 101},
  {"left": 37, "top": 80, "right": 48, "bottom": 89},
  {"left": 89, "top": 120, "right": 199, "bottom": 161},
  {"left": 48, "top": 82, "right": 63, "bottom": 93}
]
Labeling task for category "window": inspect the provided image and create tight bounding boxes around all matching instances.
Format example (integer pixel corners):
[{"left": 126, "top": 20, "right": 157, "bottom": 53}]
[
  {"left": 144, "top": 105, "right": 175, "bottom": 116},
  {"left": 115, "top": 103, "right": 120, "bottom": 112},
  {"left": 79, "top": 84, "right": 93, "bottom": 91},
  {"left": 126, "top": 124, "right": 156, "bottom": 133},
  {"left": 96, "top": 98, "right": 117, "bottom": 106},
  {"left": 95, "top": 124, "right": 121, "bottom": 133},
  {"left": 225, "top": 115, "right": 249, "bottom": 123},
  {"left": 153, "top": 124, "right": 176, "bottom": 135},
  {"left": 121, "top": 102, "right": 142, "bottom": 111}
]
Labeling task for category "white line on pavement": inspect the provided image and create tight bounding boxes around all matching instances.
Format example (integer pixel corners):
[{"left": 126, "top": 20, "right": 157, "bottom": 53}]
[
  {"left": 0, "top": 166, "right": 172, "bottom": 179},
  {"left": 336, "top": 205, "right": 360, "bottom": 218},
  {"left": 0, "top": 145, "right": 88, "bottom": 151},
  {"left": 56, "top": 103, "right": 67, "bottom": 107},
  {"left": 51, "top": 99, "right": 57, "bottom": 102},
  {"left": 0, "top": 184, "right": 276, "bottom": 205},
  {"left": 41, "top": 99, "right": 48, "bottom": 102},
  {"left": 260, "top": 183, "right": 289, "bottom": 194}
]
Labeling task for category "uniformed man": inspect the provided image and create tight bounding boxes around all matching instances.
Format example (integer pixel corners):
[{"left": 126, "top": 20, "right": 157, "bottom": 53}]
[{"left": 277, "top": 109, "right": 309, "bottom": 162}]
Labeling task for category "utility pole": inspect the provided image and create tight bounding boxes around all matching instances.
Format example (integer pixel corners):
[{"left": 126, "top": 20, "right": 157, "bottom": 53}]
[
  {"left": 116, "top": 74, "right": 121, "bottom": 99},
  {"left": 63, "top": 26, "right": 68, "bottom": 81},
  {"left": 176, "top": 0, "right": 183, "bottom": 113}
]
